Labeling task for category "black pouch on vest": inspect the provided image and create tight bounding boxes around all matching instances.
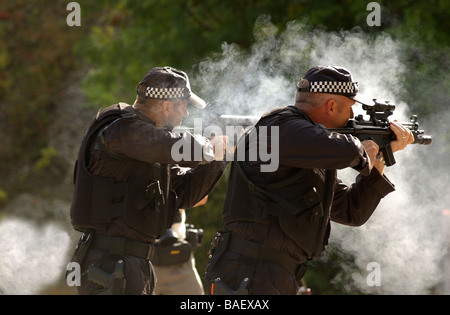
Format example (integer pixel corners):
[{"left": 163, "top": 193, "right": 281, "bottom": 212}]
[
  {"left": 291, "top": 187, "right": 324, "bottom": 228},
  {"left": 204, "top": 230, "right": 231, "bottom": 280},
  {"left": 133, "top": 180, "right": 167, "bottom": 236},
  {"left": 277, "top": 186, "right": 325, "bottom": 258},
  {"left": 71, "top": 230, "right": 94, "bottom": 266},
  {"left": 66, "top": 230, "right": 94, "bottom": 281}
]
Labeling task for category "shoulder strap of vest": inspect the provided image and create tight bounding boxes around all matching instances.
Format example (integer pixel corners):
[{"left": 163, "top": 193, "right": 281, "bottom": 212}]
[
  {"left": 89, "top": 103, "right": 134, "bottom": 132},
  {"left": 92, "top": 103, "right": 139, "bottom": 162},
  {"left": 78, "top": 104, "right": 125, "bottom": 167}
]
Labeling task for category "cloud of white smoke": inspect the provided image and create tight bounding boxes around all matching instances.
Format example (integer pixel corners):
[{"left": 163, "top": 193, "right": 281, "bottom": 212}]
[{"left": 0, "top": 217, "right": 71, "bottom": 295}]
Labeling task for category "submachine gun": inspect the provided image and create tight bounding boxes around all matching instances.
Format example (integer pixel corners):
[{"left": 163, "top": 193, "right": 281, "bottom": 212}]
[{"left": 329, "top": 100, "right": 432, "bottom": 166}]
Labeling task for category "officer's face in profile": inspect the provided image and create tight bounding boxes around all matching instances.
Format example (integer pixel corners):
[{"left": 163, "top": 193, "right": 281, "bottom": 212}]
[
  {"left": 329, "top": 96, "right": 355, "bottom": 128},
  {"left": 166, "top": 99, "right": 189, "bottom": 128}
]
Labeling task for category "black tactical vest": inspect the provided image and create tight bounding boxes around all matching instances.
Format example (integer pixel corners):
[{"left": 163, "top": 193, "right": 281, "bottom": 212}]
[
  {"left": 222, "top": 107, "right": 336, "bottom": 259},
  {"left": 70, "top": 103, "right": 177, "bottom": 237}
]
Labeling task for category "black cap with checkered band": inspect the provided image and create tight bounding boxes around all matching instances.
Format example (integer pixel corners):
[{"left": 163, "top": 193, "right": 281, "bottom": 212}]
[
  {"left": 297, "top": 66, "right": 375, "bottom": 106},
  {"left": 136, "top": 66, "right": 206, "bottom": 109}
]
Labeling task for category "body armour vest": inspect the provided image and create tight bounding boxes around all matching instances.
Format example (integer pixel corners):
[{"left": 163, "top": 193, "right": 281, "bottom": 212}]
[
  {"left": 70, "top": 103, "right": 177, "bottom": 237},
  {"left": 222, "top": 106, "right": 336, "bottom": 260}
]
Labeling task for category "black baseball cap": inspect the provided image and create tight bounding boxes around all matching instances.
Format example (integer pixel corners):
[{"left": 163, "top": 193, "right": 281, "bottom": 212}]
[
  {"left": 297, "top": 66, "right": 375, "bottom": 105},
  {"left": 137, "top": 66, "right": 206, "bottom": 109}
]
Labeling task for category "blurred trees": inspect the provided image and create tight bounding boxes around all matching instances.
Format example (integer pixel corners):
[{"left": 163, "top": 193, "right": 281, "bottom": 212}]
[{"left": 0, "top": 0, "right": 82, "bottom": 198}]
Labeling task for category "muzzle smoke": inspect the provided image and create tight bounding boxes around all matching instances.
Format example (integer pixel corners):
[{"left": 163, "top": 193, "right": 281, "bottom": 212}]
[{"left": 193, "top": 15, "right": 449, "bottom": 294}]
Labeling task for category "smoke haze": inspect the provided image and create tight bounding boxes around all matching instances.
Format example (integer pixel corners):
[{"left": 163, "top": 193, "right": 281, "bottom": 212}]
[
  {"left": 0, "top": 218, "right": 71, "bottom": 294},
  {"left": 193, "top": 15, "right": 449, "bottom": 294}
]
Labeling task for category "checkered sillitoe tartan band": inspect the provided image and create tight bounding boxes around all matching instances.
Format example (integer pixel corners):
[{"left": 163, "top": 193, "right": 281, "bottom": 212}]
[
  {"left": 145, "top": 87, "right": 189, "bottom": 99},
  {"left": 305, "top": 81, "right": 358, "bottom": 95}
]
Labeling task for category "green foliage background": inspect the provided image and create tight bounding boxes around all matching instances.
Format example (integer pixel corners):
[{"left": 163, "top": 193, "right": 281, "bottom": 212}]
[{"left": 0, "top": 0, "right": 449, "bottom": 294}]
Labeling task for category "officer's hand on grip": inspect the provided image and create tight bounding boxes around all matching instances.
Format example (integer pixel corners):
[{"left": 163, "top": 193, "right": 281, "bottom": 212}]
[{"left": 361, "top": 140, "right": 379, "bottom": 172}]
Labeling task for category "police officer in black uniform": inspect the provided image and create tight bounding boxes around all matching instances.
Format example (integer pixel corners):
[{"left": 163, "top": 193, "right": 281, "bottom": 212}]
[
  {"left": 69, "top": 66, "right": 228, "bottom": 295},
  {"left": 204, "top": 66, "right": 415, "bottom": 295}
]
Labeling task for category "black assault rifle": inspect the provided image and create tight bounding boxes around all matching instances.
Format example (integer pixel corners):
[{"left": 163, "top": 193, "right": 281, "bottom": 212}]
[{"left": 328, "top": 100, "right": 432, "bottom": 166}]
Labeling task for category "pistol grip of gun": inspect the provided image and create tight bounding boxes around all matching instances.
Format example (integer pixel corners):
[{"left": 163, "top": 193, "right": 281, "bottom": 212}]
[{"left": 381, "top": 143, "right": 396, "bottom": 166}]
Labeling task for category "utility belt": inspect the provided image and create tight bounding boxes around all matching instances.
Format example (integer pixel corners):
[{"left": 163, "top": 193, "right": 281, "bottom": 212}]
[
  {"left": 92, "top": 234, "right": 155, "bottom": 260},
  {"left": 205, "top": 231, "right": 307, "bottom": 295}
]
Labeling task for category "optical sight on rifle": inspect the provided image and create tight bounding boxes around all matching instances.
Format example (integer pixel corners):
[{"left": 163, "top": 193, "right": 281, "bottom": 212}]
[{"left": 329, "top": 99, "right": 432, "bottom": 166}]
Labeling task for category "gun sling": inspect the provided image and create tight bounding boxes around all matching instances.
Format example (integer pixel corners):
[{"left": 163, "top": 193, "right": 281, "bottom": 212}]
[{"left": 92, "top": 234, "right": 155, "bottom": 260}]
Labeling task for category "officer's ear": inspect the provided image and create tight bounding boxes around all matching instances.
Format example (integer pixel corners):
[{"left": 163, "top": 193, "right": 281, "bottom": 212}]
[
  {"left": 325, "top": 98, "right": 337, "bottom": 117},
  {"left": 161, "top": 100, "right": 171, "bottom": 117}
]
